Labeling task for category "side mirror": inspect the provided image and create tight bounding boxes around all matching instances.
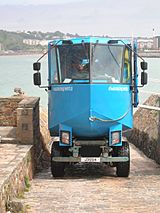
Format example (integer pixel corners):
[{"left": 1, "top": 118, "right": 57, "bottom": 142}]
[
  {"left": 140, "top": 61, "right": 148, "bottom": 70},
  {"left": 141, "top": 71, "right": 148, "bottom": 85},
  {"left": 33, "top": 62, "right": 41, "bottom": 71},
  {"left": 33, "top": 72, "right": 41, "bottom": 86}
]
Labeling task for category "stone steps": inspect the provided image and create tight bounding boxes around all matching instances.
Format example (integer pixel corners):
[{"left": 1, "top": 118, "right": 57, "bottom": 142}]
[
  {"left": 0, "top": 137, "right": 18, "bottom": 144},
  {"left": 0, "top": 127, "right": 18, "bottom": 144},
  {"left": 0, "top": 126, "right": 17, "bottom": 138}
]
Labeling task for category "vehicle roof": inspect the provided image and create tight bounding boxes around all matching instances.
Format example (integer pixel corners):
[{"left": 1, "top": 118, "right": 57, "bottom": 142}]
[{"left": 48, "top": 37, "right": 131, "bottom": 46}]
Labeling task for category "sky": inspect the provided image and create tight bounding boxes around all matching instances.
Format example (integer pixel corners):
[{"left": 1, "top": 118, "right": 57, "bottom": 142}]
[
  {"left": 0, "top": 0, "right": 160, "bottom": 37},
  {"left": 0, "top": 0, "right": 75, "bottom": 5}
]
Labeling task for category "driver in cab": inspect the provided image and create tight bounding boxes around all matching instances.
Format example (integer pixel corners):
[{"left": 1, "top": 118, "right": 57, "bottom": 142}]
[{"left": 71, "top": 59, "right": 89, "bottom": 80}]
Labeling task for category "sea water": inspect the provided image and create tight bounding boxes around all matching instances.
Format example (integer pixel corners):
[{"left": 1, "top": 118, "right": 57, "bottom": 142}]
[
  {"left": 138, "top": 58, "right": 160, "bottom": 103},
  {"left": 0, "top": 55, "right": 159, "bottom": 108},
  {"left": 0, "top": 54, "right": 48, "bottom": 107}
]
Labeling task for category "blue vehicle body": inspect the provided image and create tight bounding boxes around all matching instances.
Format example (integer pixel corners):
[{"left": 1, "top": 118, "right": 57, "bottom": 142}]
[
  {"left": 33, "top": 36, "right": 148, "bottom": 177},
  {"left": 48, "top": 37, "right": 133, "bottom": 146},
  {"left": 49, "top": 84, "right": 132, "bottom": 139}
]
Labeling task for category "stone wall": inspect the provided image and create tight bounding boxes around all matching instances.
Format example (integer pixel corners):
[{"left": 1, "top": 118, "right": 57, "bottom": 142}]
[
  {"left": 39, "top": 108, "right": 51, "bottom": 169},
  {"left": 0, "top": 145, "right": 34, "bottom": 213},
  {"left": 16, "top": 97, "right": 40, "bottom": 145},
  {"left": 0, "top": 95, "right": 51, "bottom": 212},
  {"left": 0, "top": 95, "right": 51, "bottom": 168},
  {"left": 0, "top": 97, "right": 23, "bottom": 126},
  {"left": 12, "top": 96, "right": 50, "bottom": 169},
  {"left": 127, "top": 95, "right": 160, "bottom": 164},
  {"left": 40, "top": 108, "right": 51, "bottom": 151},
  {"left": 0, "top": 96, "right": 41, "bottom": 146}
]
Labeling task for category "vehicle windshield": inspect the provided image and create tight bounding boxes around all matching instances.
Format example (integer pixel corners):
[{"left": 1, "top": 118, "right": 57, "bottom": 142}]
[
  {"left": 91, "top": 44, "right": 124, "bottom": 83},
  {"left": 56, "top": 44, "right": 89, "bottom": 83},
  {"left": 51, "top": 43, "right": 127, "bottom": 84}
]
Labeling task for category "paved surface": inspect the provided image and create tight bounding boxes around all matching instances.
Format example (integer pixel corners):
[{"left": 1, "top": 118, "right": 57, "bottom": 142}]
[{"left": 24, "top": 144, "right": 160, "bottom": 213}]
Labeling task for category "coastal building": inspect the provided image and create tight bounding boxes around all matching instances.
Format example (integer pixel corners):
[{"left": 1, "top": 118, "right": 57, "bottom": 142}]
[
  {"left": 137, "top": 38, "right": 153, "bottom": 50},
  {"left": 23, "top": 39, "right": 51, "bottom": 46},
  {"left": 23, "top": 39, "right": 41, "bottom": 46},
  {"left": 39, "top": 40, "right": 51, "bottom": 46},
  {"left": 23, "top": 38, "right": 61, "bottom": 46},
  {"left": 153, "top": 36, "right": 160, "bottom": 49}
]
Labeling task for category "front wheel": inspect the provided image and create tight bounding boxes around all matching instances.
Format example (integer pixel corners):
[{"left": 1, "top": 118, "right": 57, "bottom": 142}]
[
  {"left": 51, "top": 142, "right": 65, "bottom": 177},
  {"left": 116, "top": 141, "right": 130, "bottom": 177}
]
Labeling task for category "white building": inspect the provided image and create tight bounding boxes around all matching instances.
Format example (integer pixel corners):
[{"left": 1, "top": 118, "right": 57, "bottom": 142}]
[
  {"left": 23, "top": 36, "right": 69, "bottom": 46},
  {"left": 137, "top": 39, "right": 153, "bottom": 50},
  {"left": 23, "top": 39, "right": 41, "bottom": 46}
]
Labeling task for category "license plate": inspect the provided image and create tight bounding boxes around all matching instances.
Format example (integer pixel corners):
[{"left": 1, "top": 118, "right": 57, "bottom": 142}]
[{"left": 81, "top": 157, "right": 100, "bottom": 163}]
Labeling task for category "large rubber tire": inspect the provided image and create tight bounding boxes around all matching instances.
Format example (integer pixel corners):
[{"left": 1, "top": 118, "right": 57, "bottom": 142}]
[
  {"left": 116, "top": 141, "right": 130, "bottom": 177},
  {"left": 51, "top": 142, "right": 65, "bottom": 178}
]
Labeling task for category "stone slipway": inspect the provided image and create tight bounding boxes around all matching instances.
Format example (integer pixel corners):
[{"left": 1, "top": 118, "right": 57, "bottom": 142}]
[{"left": 0, "top": 144, "right": 34, "bottom": 213}]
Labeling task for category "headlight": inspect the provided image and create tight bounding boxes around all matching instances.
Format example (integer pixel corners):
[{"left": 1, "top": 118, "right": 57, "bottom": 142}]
[
  {"left": 111, "top": 131, "right": 121, "bottom": 145},
  {"left": 60, "top": 131, "right": 70, "bottom": 145}
]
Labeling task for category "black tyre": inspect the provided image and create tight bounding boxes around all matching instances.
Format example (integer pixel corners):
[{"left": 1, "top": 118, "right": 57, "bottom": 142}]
[
  {"left": 51, "top": 142, "right": 65, "bottom": 177},
  {"left": 116, "top": 141, "right": 130, "bottom": 177}
]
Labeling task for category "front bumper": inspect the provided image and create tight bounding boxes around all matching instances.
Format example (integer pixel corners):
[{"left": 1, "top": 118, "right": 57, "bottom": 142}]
[{"left": 52, "top": 156, "right": 129, "bottom": 163}]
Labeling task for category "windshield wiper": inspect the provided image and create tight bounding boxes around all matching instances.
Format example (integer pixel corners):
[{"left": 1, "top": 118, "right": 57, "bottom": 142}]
[{"left": 107, "top": 45, "right": 121, "bottom": 68}]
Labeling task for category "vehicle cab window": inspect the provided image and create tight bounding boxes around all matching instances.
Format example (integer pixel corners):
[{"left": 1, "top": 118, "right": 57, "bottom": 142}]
[
  {"left": 55, "top": 44, "right": 89, "bottom": 83},
  {"left": 49, "top": 42, "right": 132, "bottom": 85},
  {"left": 91, "top": 44, "right": 124, "bottom": 83},
  {"left": 50, "top": 48, "right": 58, "bottom": 84},
  {"left": 122, "top": 47, "right": 131, "bottom": 84}
]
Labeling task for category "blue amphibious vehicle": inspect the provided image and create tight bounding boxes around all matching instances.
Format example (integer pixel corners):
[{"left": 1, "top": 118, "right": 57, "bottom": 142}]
[{"left": 33, "top": 37, "right": 148, "bottom": 177}]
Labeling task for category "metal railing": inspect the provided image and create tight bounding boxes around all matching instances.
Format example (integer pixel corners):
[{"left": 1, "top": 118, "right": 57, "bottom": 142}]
[{"left": 138, "top": 104, "right": 160, "bottom": 111}]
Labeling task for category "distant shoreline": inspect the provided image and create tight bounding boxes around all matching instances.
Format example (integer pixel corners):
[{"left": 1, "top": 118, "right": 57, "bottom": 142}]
[
  {"left": 138, "top": 52, "right": 160, "bottom": 58},
  {"left": 1, "top": 51, "right": 160, "bottom": 58},
  {"left": 0, "top": 51, "right": 43, "bottom": 57}
]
